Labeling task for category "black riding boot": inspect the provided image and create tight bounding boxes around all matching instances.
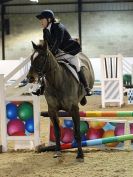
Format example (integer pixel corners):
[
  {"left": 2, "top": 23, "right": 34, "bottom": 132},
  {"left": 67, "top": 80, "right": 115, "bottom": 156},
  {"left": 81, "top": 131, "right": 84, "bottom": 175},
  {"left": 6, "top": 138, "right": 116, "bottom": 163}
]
[{"left": 78, "top": 70, "right": 92, "bottom": 96}]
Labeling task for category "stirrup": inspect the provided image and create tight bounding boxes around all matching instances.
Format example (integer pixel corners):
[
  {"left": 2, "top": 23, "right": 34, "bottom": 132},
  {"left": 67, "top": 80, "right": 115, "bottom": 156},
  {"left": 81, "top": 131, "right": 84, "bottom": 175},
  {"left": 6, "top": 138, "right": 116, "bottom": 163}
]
[{"left": 85, "top": 87, "right": 92, "bottom": 96}]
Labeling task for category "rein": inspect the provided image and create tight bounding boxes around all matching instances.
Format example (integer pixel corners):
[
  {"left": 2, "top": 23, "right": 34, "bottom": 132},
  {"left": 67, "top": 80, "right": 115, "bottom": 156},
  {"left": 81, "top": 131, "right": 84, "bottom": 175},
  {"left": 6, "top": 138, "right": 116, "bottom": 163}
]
[{"left": 30, "top": 50, "right": 57, "bottom": 85}]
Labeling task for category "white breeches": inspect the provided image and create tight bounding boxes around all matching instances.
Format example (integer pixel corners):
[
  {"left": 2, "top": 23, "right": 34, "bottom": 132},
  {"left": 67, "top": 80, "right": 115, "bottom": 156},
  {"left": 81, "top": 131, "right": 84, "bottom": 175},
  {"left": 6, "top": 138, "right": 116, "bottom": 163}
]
[{"left": 55, "top": 51, "right": 81, "bottom": 72}]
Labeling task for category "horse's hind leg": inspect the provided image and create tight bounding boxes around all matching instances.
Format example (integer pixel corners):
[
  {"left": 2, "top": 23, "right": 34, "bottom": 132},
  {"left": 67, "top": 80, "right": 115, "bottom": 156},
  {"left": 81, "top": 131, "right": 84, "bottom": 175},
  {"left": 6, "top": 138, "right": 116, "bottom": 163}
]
[
  {"left": 71, "top": 105, "right": 84, "bottom": 162},
  {"left": 50, "top": 114, "right": 61, "bottom": 158}
]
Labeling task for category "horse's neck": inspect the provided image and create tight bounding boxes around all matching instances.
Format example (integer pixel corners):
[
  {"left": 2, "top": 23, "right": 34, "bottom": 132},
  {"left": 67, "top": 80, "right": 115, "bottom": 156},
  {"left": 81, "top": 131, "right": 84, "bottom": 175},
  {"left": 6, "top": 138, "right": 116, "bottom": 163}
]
[{"left": 45, "top": 53, "right": 63, "bottom": 88}]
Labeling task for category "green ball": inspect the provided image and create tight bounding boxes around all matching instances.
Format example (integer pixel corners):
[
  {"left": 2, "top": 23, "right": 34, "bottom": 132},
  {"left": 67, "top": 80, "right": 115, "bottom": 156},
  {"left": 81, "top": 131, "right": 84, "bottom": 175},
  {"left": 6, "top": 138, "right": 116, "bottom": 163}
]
[
  {"left": 18, "top": 102, "right": 33, "bottom": 121},
  {"left": 80, "top": 121, "right": 89, "bottom": 135}
]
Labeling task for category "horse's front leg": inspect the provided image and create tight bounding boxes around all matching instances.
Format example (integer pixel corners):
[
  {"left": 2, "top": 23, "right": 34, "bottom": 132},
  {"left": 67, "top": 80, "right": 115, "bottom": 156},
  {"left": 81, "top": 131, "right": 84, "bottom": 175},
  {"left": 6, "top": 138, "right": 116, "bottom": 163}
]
[
  {"left": 50, "top": 113, "right": 61, "bottom": 158},
  {"left": 71, "top": 105, "right": 84, "bottom": 162}
]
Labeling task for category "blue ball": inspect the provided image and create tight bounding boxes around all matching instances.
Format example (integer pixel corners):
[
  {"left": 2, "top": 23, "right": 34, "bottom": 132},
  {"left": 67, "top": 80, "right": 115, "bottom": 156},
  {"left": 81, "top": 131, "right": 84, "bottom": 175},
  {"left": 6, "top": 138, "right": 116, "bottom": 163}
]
[
  {"left": 64, "top": 119, "right": 73, "bottom": 128},
  {"left": 25, "top": 118, "right": 34, "bottom": 133},
  {"left": 6, "top": 103, "right": 18, "bottom": 120},
  {"left": 81, "top": 135, "right": 87, "bottom": 141}
]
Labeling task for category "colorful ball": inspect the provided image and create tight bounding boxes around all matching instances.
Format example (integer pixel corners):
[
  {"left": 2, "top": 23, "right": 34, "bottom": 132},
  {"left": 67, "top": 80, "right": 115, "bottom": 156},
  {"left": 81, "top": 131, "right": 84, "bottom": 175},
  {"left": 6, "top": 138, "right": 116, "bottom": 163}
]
[
  {"left": 109, "top": 122, "right": 117, "bottom": 127},
  {"left": 59, "top": 119, "right": 64, "bottom": 126},
  {"left": 103, "top": 130, "right": 119, "bottom": 147},
  {"left": 103, "top": 122, "right": 115, "bottom": 131},
  {"left": 114, "top": 123, "right": 124, "bottom": 136},
  {"left": 6, "top": 103, "right": 18, "bottom": 120},
  {"left": 18, "top": 102, "right": 33, "bottom": 121},
  {"left": 72, "top": 135, "right": 87, "bottom": 145},
  {"left": 61, "top": 127, "right": 74, "bottom": 143},
  {"left": 81, "top": 135, "right": 87, "bottom": 141},
  {"left": 12, "top": 131, "right": 26, "bottom": 136},
  {"left": 130, "top": 123, "right": 133, "bottom": 134},
  {"left": 7, "top": 119, "right": 25, "bottom": 136},
  {"left": 64, "top": 119, "right": 73, "bottom": 128},
  {"left": 50, "top": 125, "right": 64, "bottom": 142},
  {"left": 130, "top": 123, "right": 133, "bottom": 143},
  {"left": 80, "top": 121, "right": 89, "bottom": 135},
  {"left": 25, "top": 118, "right": 34, "bottom": 133},
  {"left": 86, "top": 128, "right": 104, "bottom": 140},
  {"left": 89, "top": 121, "right": 106, "bottom": 130}
]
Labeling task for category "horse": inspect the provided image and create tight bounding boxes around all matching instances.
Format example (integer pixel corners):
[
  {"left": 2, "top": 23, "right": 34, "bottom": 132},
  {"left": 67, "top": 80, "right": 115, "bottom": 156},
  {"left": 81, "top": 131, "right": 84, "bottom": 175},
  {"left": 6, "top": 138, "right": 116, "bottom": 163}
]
[{"left": 27, "top": 41, "right": 95, "bottom": 162}]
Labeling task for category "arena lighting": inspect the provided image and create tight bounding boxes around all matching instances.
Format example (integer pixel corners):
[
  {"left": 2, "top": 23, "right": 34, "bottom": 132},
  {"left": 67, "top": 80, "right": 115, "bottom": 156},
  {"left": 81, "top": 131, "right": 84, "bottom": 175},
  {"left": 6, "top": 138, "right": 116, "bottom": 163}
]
[{"left": 30, "top": 0, "right": 39, "bottom": 2}]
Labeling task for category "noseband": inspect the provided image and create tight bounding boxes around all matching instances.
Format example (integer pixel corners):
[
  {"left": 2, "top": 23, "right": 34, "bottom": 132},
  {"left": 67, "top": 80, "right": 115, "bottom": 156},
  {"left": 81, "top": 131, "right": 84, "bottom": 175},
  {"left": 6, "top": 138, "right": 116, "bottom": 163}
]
[
  {"left": 30, "top": 51, "right": 51, "bottom": 85},
  {"left": 31, "top": 51, "right": 51, "bottom": 73}
]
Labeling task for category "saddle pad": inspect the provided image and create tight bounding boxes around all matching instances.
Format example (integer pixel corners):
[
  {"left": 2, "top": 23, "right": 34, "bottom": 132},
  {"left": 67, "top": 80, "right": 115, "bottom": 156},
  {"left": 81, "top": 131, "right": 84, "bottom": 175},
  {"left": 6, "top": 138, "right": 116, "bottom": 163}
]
[{"left": 58, "top": 60, "right": 79, "bottom": 82}]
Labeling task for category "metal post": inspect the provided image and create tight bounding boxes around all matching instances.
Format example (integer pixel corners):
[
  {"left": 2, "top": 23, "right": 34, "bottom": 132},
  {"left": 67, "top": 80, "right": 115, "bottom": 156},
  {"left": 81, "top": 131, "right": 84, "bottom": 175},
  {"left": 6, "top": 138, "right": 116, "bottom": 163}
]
[
  {"left": 1, "top": 4, "right": 5, "bottom": 60},
  {"left": 78, "top": 0, "right": 82, "bottom": 49}
]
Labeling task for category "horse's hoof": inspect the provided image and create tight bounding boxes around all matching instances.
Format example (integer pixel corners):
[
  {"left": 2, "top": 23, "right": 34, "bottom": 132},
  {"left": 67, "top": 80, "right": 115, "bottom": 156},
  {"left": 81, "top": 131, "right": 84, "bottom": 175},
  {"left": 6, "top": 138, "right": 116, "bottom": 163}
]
[
  {"left": 53, "top": 151, "right": 62, "bottom": 158},
  {"left": 76, "top": 152, "right": 84, "bottom": 162},
  {"left": 76, "top": 157, "right": 84, "bottom": 162},
  {"left": 35, "top": 143, "right": 45, "bottom": 153}
]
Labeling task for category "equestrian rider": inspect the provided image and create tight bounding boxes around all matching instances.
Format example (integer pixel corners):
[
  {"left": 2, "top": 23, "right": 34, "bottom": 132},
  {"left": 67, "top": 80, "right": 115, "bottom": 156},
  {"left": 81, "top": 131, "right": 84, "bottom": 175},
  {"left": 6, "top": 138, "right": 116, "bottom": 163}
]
[{"left": 34, "top": 9, "right": 92, "bottom": 96}]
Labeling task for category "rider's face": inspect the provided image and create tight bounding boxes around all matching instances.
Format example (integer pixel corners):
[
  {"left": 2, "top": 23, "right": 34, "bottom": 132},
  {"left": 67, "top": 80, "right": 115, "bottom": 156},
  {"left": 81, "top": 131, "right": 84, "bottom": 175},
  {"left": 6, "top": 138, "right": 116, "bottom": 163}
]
[{"left": 40, "top": 18, "right": 48, "bottom": 29}]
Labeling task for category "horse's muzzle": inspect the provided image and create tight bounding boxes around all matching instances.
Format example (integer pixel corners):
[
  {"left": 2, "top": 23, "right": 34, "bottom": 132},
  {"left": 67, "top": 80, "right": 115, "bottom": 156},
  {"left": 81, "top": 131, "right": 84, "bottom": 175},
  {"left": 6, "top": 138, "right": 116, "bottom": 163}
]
[{"left": 27, "top": 76, "right": 35, "bottom": 83}]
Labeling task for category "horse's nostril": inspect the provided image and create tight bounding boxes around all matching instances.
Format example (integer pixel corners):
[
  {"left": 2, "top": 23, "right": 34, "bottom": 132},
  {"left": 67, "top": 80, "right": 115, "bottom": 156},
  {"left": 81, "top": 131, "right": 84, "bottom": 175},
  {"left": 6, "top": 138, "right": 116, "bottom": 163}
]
[{"left": 28, "top": 77, "right": 35, "bottom": 83}]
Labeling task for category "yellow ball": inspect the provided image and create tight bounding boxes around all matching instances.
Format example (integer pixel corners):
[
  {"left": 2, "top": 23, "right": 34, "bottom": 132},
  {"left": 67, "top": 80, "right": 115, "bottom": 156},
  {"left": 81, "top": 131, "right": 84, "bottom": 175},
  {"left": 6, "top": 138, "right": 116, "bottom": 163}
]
[{"left": 89, "top": 121, "right": 106, "bottom": 130}]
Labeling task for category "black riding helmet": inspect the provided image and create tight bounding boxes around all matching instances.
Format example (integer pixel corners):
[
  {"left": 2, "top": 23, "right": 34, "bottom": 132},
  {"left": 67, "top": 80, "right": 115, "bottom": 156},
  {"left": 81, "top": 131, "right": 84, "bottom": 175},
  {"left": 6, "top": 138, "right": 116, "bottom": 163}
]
[{"left": 36, "top": 10, "right": 55, "bottom": 20}]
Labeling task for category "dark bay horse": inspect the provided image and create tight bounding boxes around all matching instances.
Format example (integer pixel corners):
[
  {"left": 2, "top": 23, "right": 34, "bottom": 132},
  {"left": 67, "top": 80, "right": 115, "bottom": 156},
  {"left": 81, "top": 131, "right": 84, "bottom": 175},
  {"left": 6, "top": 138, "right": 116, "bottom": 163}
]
[{"left": 27, "top": 41, "right": 94, "bottom": 161}]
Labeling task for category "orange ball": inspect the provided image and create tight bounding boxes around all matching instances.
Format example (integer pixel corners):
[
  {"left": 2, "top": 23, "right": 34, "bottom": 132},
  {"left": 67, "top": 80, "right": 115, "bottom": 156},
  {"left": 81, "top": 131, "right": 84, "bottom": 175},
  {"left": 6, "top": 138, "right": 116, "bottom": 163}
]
[
  {"left": 59, "top": 119, "right": 64, "bottom": 126},
  {"left": 103, "top": 130, "right": 119, "bottom": 147},
  {"left": 50, "top": 119, "right": 64, "bottom": 126}
]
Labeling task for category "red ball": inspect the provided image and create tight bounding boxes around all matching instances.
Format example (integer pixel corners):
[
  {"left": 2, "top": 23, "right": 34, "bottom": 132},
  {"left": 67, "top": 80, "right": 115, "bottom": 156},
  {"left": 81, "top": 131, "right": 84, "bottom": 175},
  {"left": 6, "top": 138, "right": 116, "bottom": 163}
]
[
  {"left": 7, "top": 119, "right": 25, "bottom": 136},
  {"left": 12, "top": 101, "right": 22, "bottom": 106},
  {"left": 12, "top": 131, "right": 26, "bottom": 136},
  {"left": 86, "top": 128, "right": 104, "bottom": 140},
  {"left": 61, "top": 128, "right": 74, "bottom": 143},
  {"left": 50, "top": 125, "right": 64, "bottom": 142}
]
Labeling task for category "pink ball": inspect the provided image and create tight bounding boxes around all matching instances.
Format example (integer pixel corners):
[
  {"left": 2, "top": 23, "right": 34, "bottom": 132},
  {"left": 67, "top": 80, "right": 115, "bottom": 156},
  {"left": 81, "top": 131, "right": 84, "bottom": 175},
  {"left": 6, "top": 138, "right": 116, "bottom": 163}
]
[
  {"left": 7, "top": 119, "right": 25, "bottom": 136},
  {"left": 61, "top": 128, "right": 74, "bottom": 143},
  {"left": 130, "top": 123, "right": 133, "bottom": 134},
  {"left": 86, "top": 128, "right": 104, "bottom": 140},
  {"left": 114, "top": 123, "right": 124, "bottom": 136}
]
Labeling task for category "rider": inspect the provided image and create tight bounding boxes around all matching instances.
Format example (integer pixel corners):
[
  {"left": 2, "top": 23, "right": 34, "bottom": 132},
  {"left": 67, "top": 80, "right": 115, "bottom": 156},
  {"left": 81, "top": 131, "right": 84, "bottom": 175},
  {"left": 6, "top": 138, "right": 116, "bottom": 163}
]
[{"left": 34, "top": 9, "right": 92, "bottom": 96}]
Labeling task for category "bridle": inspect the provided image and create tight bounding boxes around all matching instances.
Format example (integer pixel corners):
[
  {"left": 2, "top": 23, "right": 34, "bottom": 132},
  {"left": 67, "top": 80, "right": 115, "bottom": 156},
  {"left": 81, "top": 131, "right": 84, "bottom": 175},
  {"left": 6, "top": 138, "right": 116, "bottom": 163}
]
[{"left": 30, "top": 50, "right": 51, "bottom": 84}]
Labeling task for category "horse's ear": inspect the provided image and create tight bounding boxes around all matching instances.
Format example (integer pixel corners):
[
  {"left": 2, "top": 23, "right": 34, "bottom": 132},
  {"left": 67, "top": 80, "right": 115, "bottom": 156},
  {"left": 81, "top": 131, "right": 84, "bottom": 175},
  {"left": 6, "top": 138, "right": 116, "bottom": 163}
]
[
  {"left": 42, "top": 40, "right": 48, "bottom": 50},
  {"left": 31, "top": 41, "right": 38, "bottom": 50}
]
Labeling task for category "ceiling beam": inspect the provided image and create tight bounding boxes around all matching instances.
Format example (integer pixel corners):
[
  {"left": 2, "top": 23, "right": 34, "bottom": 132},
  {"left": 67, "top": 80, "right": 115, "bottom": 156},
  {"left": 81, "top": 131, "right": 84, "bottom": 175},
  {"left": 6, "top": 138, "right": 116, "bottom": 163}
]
[
  {"left": 83, "top": 0, "right": 133, "bottom": 3},
  {"left": 0, "top": 0, "right": 12, "bottom": 4},
  {"left": 5, "top": 2, "right": 77, "bottom": 6},
  {"left": 4, "top": 1, "right": 133, "bottom": 7}
]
